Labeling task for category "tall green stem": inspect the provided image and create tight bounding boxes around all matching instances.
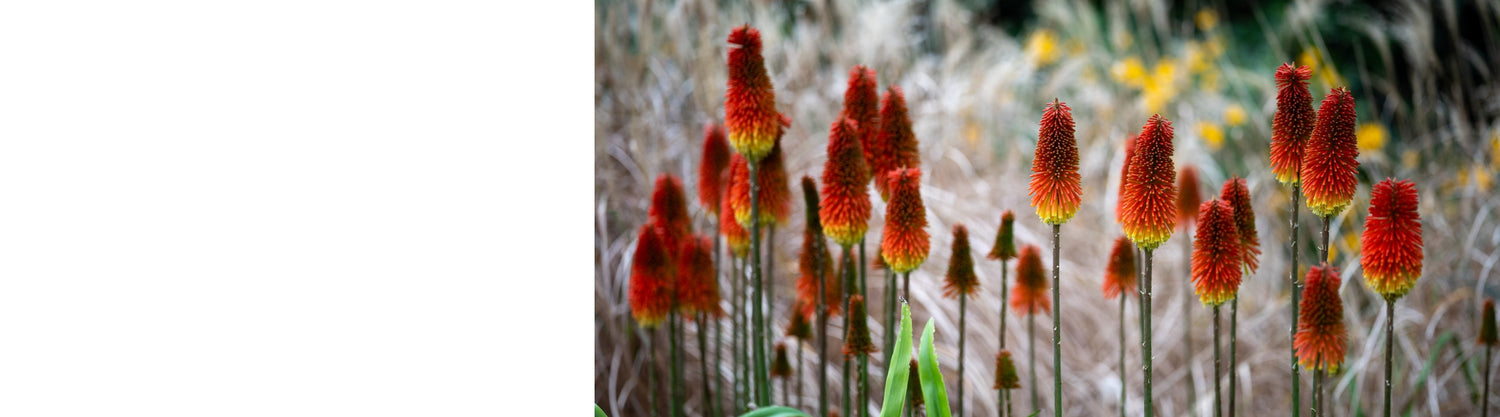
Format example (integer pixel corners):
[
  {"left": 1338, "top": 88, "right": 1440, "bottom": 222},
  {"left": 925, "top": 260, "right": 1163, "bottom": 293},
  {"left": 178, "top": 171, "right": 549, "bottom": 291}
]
[
  {"left": 767, "top": 226, "right": 776, "bottom": 366},
  {"left": 1313, "top": 366, "right": 1323, "bottom": 417},
  {"left": 1483, "top": 345, "right": 1492, "bottom": 417},
  {"left": 1050, "top": 224, "right": 1062, "bottom": 416},
  {"left": 715, "top": 308, "right": 724, "bottom": 415},
  {"left": 1183, "top": 226, "right": 1196, "bottom": 414},
  {"left": 699, "top": 312, "right": 717, "bottom": 417},
  {"left": 1000, "top": 260, "right": 1010, "bottom": 417},
  {"left": 884, "top": 266, "right": 895, "bottom": 369},
  {"left": 670, "top": 312, "right": 684, "bottom": 417},
  {"left": 1229, "top": 298, "right": 1238, "bottom": 417},
  {"left": 1120, "top": 294, "right": 1127, "bottom": 417},
  {"left": 817, "top": 245, "right": 829, "bottom": 417},
  {"left": 1029, "top": 312, "right": 1039, "bottom": 415},
  {"left": 714, "top": 213, "right": 725, "bottom": 417},
  {"left": 1383, "top": 300, "right": 1394, "bottom": 417},
  {"left": 1319, "top": 215, "right": 1331, "bottom": 263},
  {"left": 1213, "top": 306, "right": 1221, "bottom": 417},
  {"left": 1143, "top": 248, "right": 1155, "bottom": 417},
  {"left": 749, "top": 161, "right": 770, "bottom": 405},
  {"left": 858, "top": 239, "right": 868, "bottom": 417},
  {"left": 797, "top": 344, "right": 805, "bottom": 411},
  {"left": 958, "top": 292, "right": 968, "bottom": 417},
  {"left": 734, "top": 257, "right": 747, "bottom": 411},
  {"left": 1290, "top": 184, "right": 1303, "bottom": 417},
  {"left": 842, "top": 246, "right": 854, "bottom": 417}
]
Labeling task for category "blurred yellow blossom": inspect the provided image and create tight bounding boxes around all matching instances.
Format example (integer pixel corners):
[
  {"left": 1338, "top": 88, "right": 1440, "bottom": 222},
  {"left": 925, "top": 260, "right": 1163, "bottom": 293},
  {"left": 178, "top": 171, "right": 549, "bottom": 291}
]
[
  {"left": 1027, "top": 29, "right": 1061, "bottom": 66},
  {"left": 1198, "top": 121, "right": 1225, "bottom": 150},
  {"left": 1199, "top": 70, "right": 1221, "bottom": 92},
  {"left": 1356, "top": 123, "right": 1386, "bottom": 151},
  {"left": 1298, "top": 48, "right": 1345, "bottom": 87},
  {"left": 1196, "top": 9, "right": 1218, "bottom": 31},
  {"left": 1066, "top": 39, "right": 1086, "bottom": 57},
  {"left": 1223, "top": 104, "right": 1247, "bottom": 127},
  {"left": 1141, "top": 60, "right": 1180, "bottom": 112},
  {"left": 1401, "top": 150, "right": 1419, "bottom": 170},
  {"left": 1112, "top": 57, "right": 1147, "bottom": 88},
  {"left": 1185, "top": 42, "right": 1213, "bottom": 74},
  {"left": 1205, "top": 35, "right": 1225, "bottom": 57}
]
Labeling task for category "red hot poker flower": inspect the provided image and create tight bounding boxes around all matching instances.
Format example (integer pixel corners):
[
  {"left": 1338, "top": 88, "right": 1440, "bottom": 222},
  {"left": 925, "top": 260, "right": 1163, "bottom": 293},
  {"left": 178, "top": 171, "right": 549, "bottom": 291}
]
[
  {"left": 1270, "top": 63, "right": 1315, "bottom": 186},
  {"left": 1191, "top": 199, "right": 1243, "bottom": 306},
  {"left": 1360, "top": 178, "right": 1423, "bottom": 300},
  {"left": 1116, "top": 134, "right": 1138, "bottom": 223},
  {"left": 820, "top": 118, "right": 872, "bottom": 247},
  {"left": 1010, "top": 244, "right": 1051, "bottom": 316},
  {"left": 1102, "top": 236, "right": 1138, "bottom": 300},
  {"left": 771, "top": 342, "right": 793, "bottom": 378},
  {"left": 698, "top": 123, "right": 731, "bottom": 214},
  {"left": 943, "top": 224, "right": 980, "bottom": 299},
  {"left": 1028, "top": 99, "right": 1083, "bottom": 225},
  {"left": 725, "top": 25, "right": 780, "bottom": 162},
  {"left": 649, "top": 174, "right": 692, "bottom": 249},
  {"left": 987, "top": 210, "right": 1017, "bottom": 261},
  {"left": 880, "top": 168, "right": 929, "bottom": 274},
  {"left": 842, "top": 65, "right": 881, "bottom": 172},
  {"left": 1176, "top": 166, "right": 1202, "bottom": 230},
  {"left": 872, "top": 86, "right": 919, "bottom": 200},
  {"left": 1220, "top": 177, "right": 1261, "bottom": 274},
  {"left": 1481, "top": 298, "right": 1497, "bottom": 347},
  {"left": 730, "top": 142, "right": 792, "bottom": 227},
  {"left": 1295, "top": 263, "right": 1347, "bottom": 372},
  {"left": 994, "top": 350, "right": 1021, "bottom": 389},
  {"left": 1301, "top": 87, "right": 1360, "bottom": 218},
  {"left": 796, "top": 227, "right": 841, "bottom": 317},
  {"left": 720, "top": 196, "right": 749, "bottom": 258},
  {"left": 785, "top": 302, "right": 813, "bottom": 341},
  {"left": 1122, "top": 114, "right": 1179, "bottom": 250},
  {"left": 843, "top": 295, "right": 877, "bottom": 357},
  {"left": 629, "top": 225, "right": 674, "bottom": 327},
  {"left": 675, "top": 236, "right": 721, "bottom": 317}
]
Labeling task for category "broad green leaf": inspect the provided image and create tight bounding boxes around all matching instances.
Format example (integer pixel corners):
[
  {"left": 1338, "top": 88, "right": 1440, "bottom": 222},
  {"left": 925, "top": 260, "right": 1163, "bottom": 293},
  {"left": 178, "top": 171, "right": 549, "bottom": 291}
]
[
  {"left": 738, "top": 406, "right": 813, "bottom": 417},
  {"left": 594, "top": 404, "right": 607, "bottom": 417},
  {"left": 918, "top": 318, "right": 953, "bottom": 417},
  {"left": 878, "top": 302, "right": 915, "bottom": 417}
]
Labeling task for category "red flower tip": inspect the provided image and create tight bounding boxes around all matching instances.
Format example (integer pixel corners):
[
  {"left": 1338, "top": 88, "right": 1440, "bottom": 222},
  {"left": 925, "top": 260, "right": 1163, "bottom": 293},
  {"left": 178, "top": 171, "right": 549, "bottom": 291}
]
[
  {"left": 730, "top": 143, "right": 791, "bottom": 227},
  {"left": 1028, "top": 99, "right": 1082, "bottom": 225},
  {"left": 698, "top": 123, "right": 730, "bottom": 214},
  {"left": 994, "top": 350, "right": 1021, "bottom": 390},
  {"left": 1010, "top": 244, "right": 1051, "bottom": 316},
  {"left": 1481, "top": 298, "right": 1497, "bottom": 346},
  {"left": 880, "top": 168, "right": 929, "bottom": 273},
  {"left": 1102, "top": 236, "right": 1138, "bottom": 300},
  {"left": 1219, "top": 177, "right": 1261, "bottom": 274},
  {"left": 649, "top": 174, "right": 692, "bottom": 248},
  {"left": 820, "top": 118, "right": 872, "bottom": 247},
  {"left": 785, "top": 302, "right": 813, "bottom": 341},
  {"left": 842, "top": 66, "right": 882, "bottom": 169},
  {"left": 987, "top": 210, "right": 1018, "bottom": 261},
  {"left": 720, "top": 170, "right": 750, "bottom": 258},
  {"left": 843, "top": 295, "right": 877, "bottom": 357},
  {"left": 1116, "top": 134, "right": 1139, "bottom": 223},
  {"left": 629, "top": 225, "right": 674, "bottom": 327},
  {"left": 872, "top": 86, "right": 919, "bottom": 200},
  {"left": 771, "top": 342, "right": 793, "bottom": 378},
  {"left": 675, "top": 236, "right": 721, "bottom": 317},
  {"left": 943, "top": 224, "right": 980, "bottom": 299},
  {"left": 1176, "top": 166, "right": 1203, "bottom": 230},
  {"left": 1122, "top": 114, "right": 1178, "bottom": 250},
  {"left": 796, "top": 227, "right": 841, "bottom": 317},
  {"left": 1295, "top": 263, "right": 1347, "bottom": 372},
  {"left": 1302, "top": 87, "right": 1360, "bottom": 218},
  {"left": 1271, "top": 63, "right": 1315, "bottom": 186},
  {"left": 1360, "top": 178, "right": 1423, "bottom": 300},
  {"left": 1191, "top": 199, "right": 1243, "bottom": 306},
  {"left": 725, "top": 25, "right": 779, "bottom": 162}
]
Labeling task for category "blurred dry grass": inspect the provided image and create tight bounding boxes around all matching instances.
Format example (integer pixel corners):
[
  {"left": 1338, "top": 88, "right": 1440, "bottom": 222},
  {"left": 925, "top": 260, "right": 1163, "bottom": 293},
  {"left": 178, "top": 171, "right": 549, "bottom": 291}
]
[{"left": 595, "top": 0, "right": 1500, "bottom": 415}]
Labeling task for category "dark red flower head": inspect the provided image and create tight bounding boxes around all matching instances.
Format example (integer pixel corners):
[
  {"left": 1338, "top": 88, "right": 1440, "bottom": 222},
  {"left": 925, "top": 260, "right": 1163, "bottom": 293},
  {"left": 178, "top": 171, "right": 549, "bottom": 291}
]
[
  {"left": 872, "top": 86, "right": 919, "bottom": 200},
  {"left": 1116, "top": 134, "right": 1138, "bottom": 223},
  {"left": 1360, "top": 178, "right": 1423, "bottom": 300},
  {"left": 649, "top": 174, "right": 692, "bottom": 249},
  {"left": 1176, "top": 166, "right": 1202, "bottom": 230},
  {"left": 943, "top": 224, "right": 980, "bottom": 299},
  {"left": 842, "top": 65, "right": 882, "bottom": 170},
  {"left": 698, "top": 123, "right": 731, "bottom": 214},
  {"left": 725, "top": 25, "right": 780, "bottom": 162},
  {"left": 1302, "top": 87, "right": 1360, "bottom": 218},
  {"left": 994, "top": 350, "right": 1021, "bottom": 390},
  {"left": 987, "top": 210, "right": 1018, "bottom": 261},
  {"left": 785, "top": 302, "right": 813, "bottom": 341},
  {"left": 1481, "top": 298, "right": 1497, "bottom": 347},
  {"left": 1295, "top": 263, "right": 1347, "bottom": 372},
  {"left": 1219, "top": 177, "right": 1260, "bottom": 275},
  {"left": 1270, "top": 63, "right": 1315, "bottom": 186},
  {"left": 1028, "top": 99, "right": 1082, "bottom": 225},
  {"left": 820, "top": 118, "right": 872, "bottom": 247},
  {"left": 1191, "top": 199, "right": 1243, "bottom": 306},
  {"left": 880, "top": 168, "right": 929, "bottom": 273},
  {"left": 843, "top": 295, "right": 877, "bottom": 357},
  {"left": 771, "top": 342, "right": 793, "bottom": 378},
  {"left": 720, "top": 171, "right": 750, "bottom": 258},
  {"left": 1122, "top": 114, "right": 1178, "bottom": 250},
  {"left": 629, "top": 225, "right": 674, "bottom": 327},
  {"left": 729, "top": 142, "right": 791, "bottom": 227},
  {"left": 1102, "top": 236, "right": 1138, "bottom": 300},
  {"left": 796, "top": 224, "right": 840, "bottom": 317},
  {"left": 675, "top": 236, "right": 721, "bottom": 317},
  {"left": 1010, "top": 244, "right": 1051, "bottom": 316}
]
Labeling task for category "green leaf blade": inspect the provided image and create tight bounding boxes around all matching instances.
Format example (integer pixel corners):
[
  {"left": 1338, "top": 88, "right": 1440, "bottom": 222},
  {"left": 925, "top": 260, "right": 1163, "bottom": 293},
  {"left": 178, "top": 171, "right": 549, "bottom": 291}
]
[
  {"left": 918, "top": 318, "right": 953, "bottom": 417},
  {"left": 878, "top": 302, "right": 915, "bottom": 417}
]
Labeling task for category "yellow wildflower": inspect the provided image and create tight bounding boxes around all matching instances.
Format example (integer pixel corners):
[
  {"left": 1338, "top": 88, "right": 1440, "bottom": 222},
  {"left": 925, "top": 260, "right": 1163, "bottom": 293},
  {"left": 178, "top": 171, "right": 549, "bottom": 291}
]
[
  {"left": 1026, "top": 29, "right": 1061, "bottom": 66},
  {"left": 1223, "top": 104, "right": 1247, "bottom": 127},
  {"left": 1112, "top": 57, "right": 1147, "bottom": 88},
  {"left": 1198, "top": 121, "right": 1225, "bottom": 150},
  {"left": 1185, "top": 42, "right": 1213, "bottom": 74},
  {"left": 1356, "top": 123, "right": 1387, "bottom": 151},
  {"left": 1195, "top": 9, "right": 1218, "bottom": 31}
]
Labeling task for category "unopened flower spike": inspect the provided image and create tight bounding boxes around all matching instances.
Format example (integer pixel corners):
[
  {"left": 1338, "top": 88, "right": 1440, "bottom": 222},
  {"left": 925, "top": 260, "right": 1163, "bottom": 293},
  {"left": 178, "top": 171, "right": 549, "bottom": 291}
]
[
  {"left": 1177, "top": 166, "right": 1202, "bottom": 230},
  {"left": 1360, "top": 179, "right": 1423, "bottom": 300},
  {"left": 1481, "top": 299, "right": 1497, "bottom": 347},
  {"left": 842, "top": 295, "right": 877, "bottom": 356},
  {"left": 697, "top": 123, "right": 730, "bottom": 214},
  {"left": 1102, "top": 236, "right": 1138, "bottom": 299},
  {"left": 771, "top": 342, "right": 793, "bottom": 379},
  {"left": 796, "top": 220, "right": 840, "bottom": 317},
  {"left": 841, "top": 65, "right": 881, "bottom": 173},
  {"left": 820, "top": 118, "right": 872, "bottom": 247},
  {"left": 675, "top": 236, "right": 721, "bottom": 317},
  {"left": 1301, "top": 87, "right": 1360, "bottom": 218},
  {"left": 724, "top": 25, "right": 780, "bottom": 163},
  {"left": 1220, "top": 177, "right": 1260, "bottom": 274},
  {"left": 879, "top": 168, "right": 929, "bottom": 274},
  {"left": 994, "top": 350, "right": 1021, "bottom": 389},
  {"left": 1191, "top": 199, "right": 1243, "bottom": 306},
  {"left": 1010, "top": 244, "right": 1051, "bottom": 315},
  {"left": 872, "top": 86, "right": 919, "bottom": 200},
  {"left": 1122, "top": 114, "right": 1179, "bottom": 250},
  {"left": 987, "top": 210, "right": 1017, "bottom": 261},
  {"left": 785, "top": 302, "right": 813, "bottom": 341},
  {"left": 649, "top": 174, "right": 692, "bottom": 248},
  {"left": 943, "top": 224, "right": 981, "bottom": 298},
  {"left": 1028, "top": 99, "right": 1082, "bottom": 225},
  {"left": 628, "top": 225, "right": 674, "bottom": 327},
  {"left": 1295, "top": 263, "right": 1347, "bottom": 372},
  {"left": 1270, "top": 63, "right": 1315, "bottom": 186}
]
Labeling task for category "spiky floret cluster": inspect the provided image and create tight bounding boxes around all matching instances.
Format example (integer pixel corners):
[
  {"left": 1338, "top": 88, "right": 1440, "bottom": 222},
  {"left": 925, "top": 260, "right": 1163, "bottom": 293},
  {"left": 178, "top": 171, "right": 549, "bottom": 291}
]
[
  {"left": 987, "top": 210, "right": 1018, "bottom": 261},
  {"left": 1121, "top": 114, "right": 1179, "bottom": 250},
  {"left": 771, "top": 342, "right": 793, "bottom": 378},
  {"left": 1481, "top": 298, "right": 1497, "bottom": 347},
  {"left": 1027, "top": 99, "right": 1083, "bottom": 225},
  {"left": 650, "top": 174, "right": 692, "bottom": 248},
  {"left": 1220, "top": 177, "right": 1261, "bottom": 274},
  {"left": 843, "top": 295, "right": 877, "bottom": 356},
  {"left": 724, "top": 25, "right": 779, "bottom": 162},
  {"left": 1191, "top": 199, "right": 1243, "bottom": 306},
  {"left": 675, "top": 236, "right": 721, "bottom": 317},
  {"left": 872, "top": 86, "right": 919, "bottom": 200},
  {"left": 1176, "top": 166, "right": 1202, "bottom": 230},
  {"left": 729, "top": 143, "right": 791, "bottom": 226},
  {"left": 720, "top": 196, "right": 749, "bottom": 258},
  {"left": 698, "top": 123, "right": 730, "bottom": 214},
  {"left": 842, "top": 65, "right": 882, "bottom": 170},
  {"left": 629, "top": 225, "right": 674, "bottom": 327},
  {"left": 796, "top": 225, "right": 840, "bottom": 317},
  {"left": 1360, "top": 179, "right": 1423, "bottom": 300},
  {"left": 1010, "top": 244, "right": 1051, "bottom": 316},
  {"left": 1295, "top": 264, "right": 1347, "bottom": 372},
  {"left": 943, "top": 224, "right": 980, "bottom": 298},
  {"left": 1270, "top": 63, "right": 1315, "bottom": 186},
  {"left": 820, "top": 118, "right": 872, "bottom": 247},
  {"left": 1302, "top": 87, "right": 1360, "bottom": 217},
  {"left": 1102, "top": 236, "right": 1138, "bottom": 300},
  {"left": 1116, "top": 135, "right": 1138, "bottom": 223},
  {"left": 880, "top": 168, "right": 929, "bottom": 274},
  {"left": 994, "top": 350, "right": 1021, "bottom": 389},
  {"left": 785, "top": 302, "right": 813, "bottom": 341}
]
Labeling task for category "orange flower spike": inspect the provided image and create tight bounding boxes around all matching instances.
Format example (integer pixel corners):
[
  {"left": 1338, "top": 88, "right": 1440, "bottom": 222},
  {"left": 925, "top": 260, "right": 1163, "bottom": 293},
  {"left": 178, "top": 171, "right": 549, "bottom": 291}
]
[
  {"left": 1360, "top": 179, "right": 1423, "bottom": 300},
  {"left": 1028, "top": 99, "right": 1082, "bottom": 225},
  {"left": 629, "top": 226, "right": 674, "bottom": 327},
  {"left": 1102, "top": 236, "right": 1138, "bottom": 300},
  {"left": 649, "top": 174, "right": 692, "bottom": 248},
  {"left": 721, "top": 164, "right": 750, "bottom": 258},
  {"left": 987, "top": 210, "right": 1018, "bottom": 261},
  {"left": 843, "top": 295, "right": 877, "bottom": 356},
  {"left": 729, "top": 142, "right": 792, "bottom": 227},
  {"left": 994, "top": 350, "right": 1021, "bottom": 389},
  {"left": 1294, "top": 263, "right": 1347, "bottom": 372},
  {"left": 724, "top": 25, "right": 779, "bottom": 163},
  {"left": 785, "top": 303, "right": 813, "bottom": 341},
  {"left": 842, "top": 65, "right": 881, "bottom": 173},
  {"left": 1010, "top": 244, "right": 1051, "bottom": 316},
  {"left": 795, "top": 226, "right": 841, "bottom": 317},
  {"left": 1122, "top": 114, "right": 1179, "bottom": 250},
  {"left": 820, "top": 118, "right": 872, "bottom": 247},
  {"left": 1176, "top": 166, "right": 1202, "bottom": 230},
  {"left": 1270, "top": 63, "right": 1315, "bottom": 186},
  {"left": 1480, "top": 298, "right": 1497, "bottom": 347},
  {"left": 943, "top": 224, "right": 980, "bottom": 299},
  {"left": 698, "top": 123, "right": 730, "bottom": 214},
  {"left": 1301, "top": 87, "right": 1360, "bottom": 218},
  {"left": 1116, "top": 135, "right": 1138, "bottom": 223},
  {"left": 872, "top": 86, "right": 919, "bottom": 200},
  {"left": 1220, "top": 177, "right": 1261, "bottom": 274},
  {"left": 880, "top": 168, "right": 929, "bottom": 274},
  {"left": 675, "top": 236, "right": 721, "bottom": 317},
  {"left": 1191, "top": 200, "right": 1244, "bottom": 306}
]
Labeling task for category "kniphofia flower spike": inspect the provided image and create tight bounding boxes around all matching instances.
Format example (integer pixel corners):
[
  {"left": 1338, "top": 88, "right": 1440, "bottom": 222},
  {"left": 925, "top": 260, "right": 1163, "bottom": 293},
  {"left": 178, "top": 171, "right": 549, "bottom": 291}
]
[
  {"left": 880, "top": 168, "right": 929, "bottom": 274},
  {"left": 1295, "top": 263, "right": 1347, "bottom": 372},
  {"left": 1220, "top": 177, "right": 1260, "bottom": 274},
  {"left": 698, "top": 123, "right": 730, "bottom": 214},
  {"left": 943, "top": 224, "right": 980, "bottom": 299},
  {"left": 724, "top": 25, "right": 780, "bottom": 162},
  {"left": 872, "top": 86, "right": 919, "bottom": 200},
  {"left": 1270, "top": 63, "right": 1315, "bottom": 186},
  {"left": 1301, "top": 87, "right": 1360, "bottom": 218},
  {"left": 1191, "top": 199, "right": 1243, "bottom": 306},
  {"left": 1028, "top": 99, "right": 1082, "bottom": 225},
  {"left": 1121, "top": 114, "right": 1178, "bottom": 250},
  {"left": 820, "top": 118, "right": 872, "bottom": 247},
  {"left": 629, "top": 225, "right": 673, "bottom": 327},
  {"left": 1360, "top": 179, "right": 1423, "bottom": 301},
  {"left": 988, "top": 210, "right": 1017, "bottom": 261},
  {"left": 1010, "top": 244, "right": 1051, "bottom": 316},
  {"left": 1102, "top": 236, "right": 1138, "bottom": 299}
]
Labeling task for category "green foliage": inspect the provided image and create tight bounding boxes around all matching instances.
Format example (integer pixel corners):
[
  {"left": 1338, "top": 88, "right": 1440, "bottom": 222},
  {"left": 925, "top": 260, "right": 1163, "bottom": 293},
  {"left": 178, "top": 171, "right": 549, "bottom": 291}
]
[
  {"left": 738, "top": 406, "right": 813, "bottom": 417},
  {"left": 918, "top": 318, "right": 953, "bottom": 417},
  {"left": 878, "top": 303, "right": 915, "bottom": 417},
  {"left": 594, "top": 404, "right": 606, "bottom": 417}
]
